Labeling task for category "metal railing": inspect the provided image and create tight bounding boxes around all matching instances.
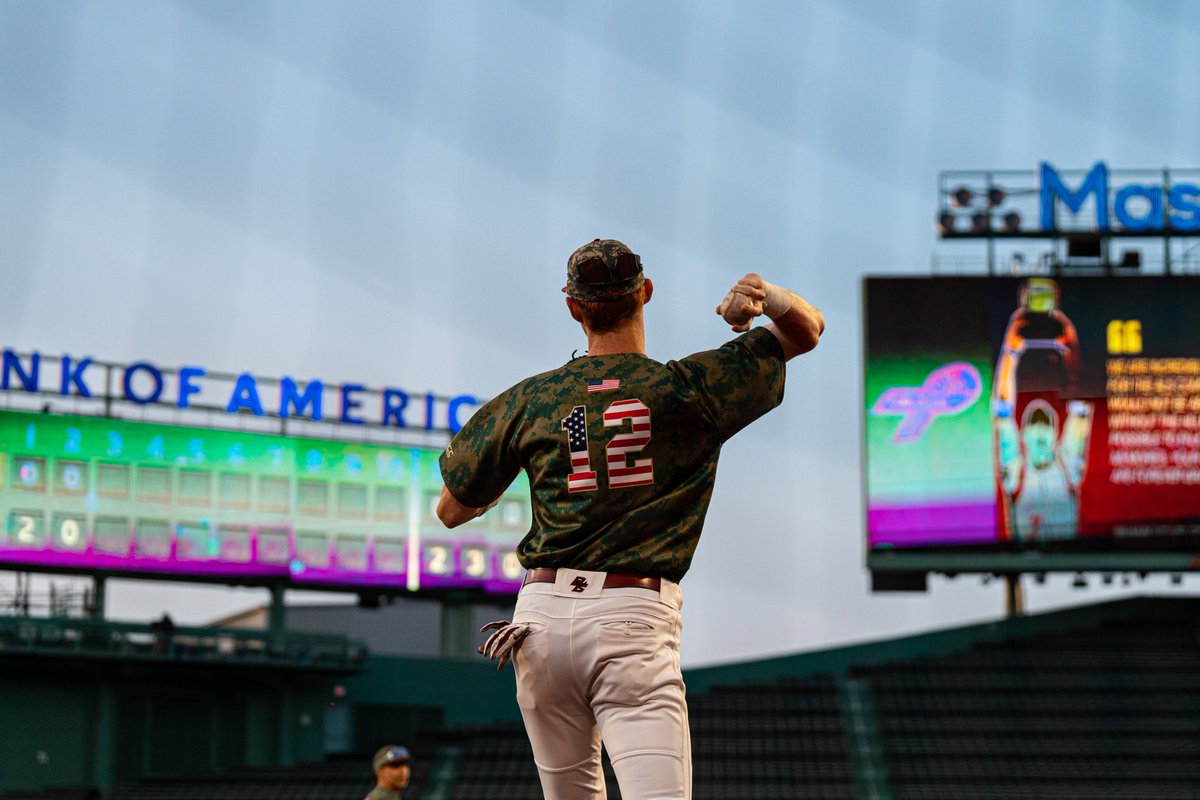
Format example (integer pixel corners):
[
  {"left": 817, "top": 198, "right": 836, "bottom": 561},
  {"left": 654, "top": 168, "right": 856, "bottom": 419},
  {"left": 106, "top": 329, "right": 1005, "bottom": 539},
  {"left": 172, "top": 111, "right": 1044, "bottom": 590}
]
[
  {"left": 0, "top": 615, "right": 367, "bottom": 671},
  {"left": 930, "top": 250, "right": 1200, "bottom": 276}
]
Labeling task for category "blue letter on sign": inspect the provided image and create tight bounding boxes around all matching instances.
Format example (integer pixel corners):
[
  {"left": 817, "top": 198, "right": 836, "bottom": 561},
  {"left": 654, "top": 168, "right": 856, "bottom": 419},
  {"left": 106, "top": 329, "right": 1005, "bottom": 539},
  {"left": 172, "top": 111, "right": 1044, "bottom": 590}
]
[
  {"left": 1169, "top": 184, "right": 1200, "bottom": 232},
  {"left": 341, "top": 384, "right": 365, "bottom": 425},
  {"left": 59, "top": 356, "right": 92, "bottom": 397},
  {"left": 227, "top": 373, "right": 265, "bottom": 416},
  {"left": 123, "top": 363, "right": 164, "bottom": 405},
  {"left": 1113, "top": 184, "right": 1164, "bottom": 232},
  {"left": 447, "top": 394, "right": 479, "bottom": 434},
  {"left": 382, "top": 389, "right": 409, "bottom": 427},
  {"left": 2, "top": 350, "right": 40, "bottom": 392},
  {"left": 280, "top": 378, "right": 323, "bottom": 420},
  {"left": 1040, "top": 161, "right": 1109, "bottom": 231},
  {"left": 178, "top": 366, "right": 205, "bottom": 408}
]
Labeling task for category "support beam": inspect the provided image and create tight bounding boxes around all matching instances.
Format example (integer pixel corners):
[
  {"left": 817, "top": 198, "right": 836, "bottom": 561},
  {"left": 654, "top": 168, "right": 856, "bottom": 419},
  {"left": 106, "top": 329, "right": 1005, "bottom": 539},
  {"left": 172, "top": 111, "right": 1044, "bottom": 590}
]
[
  {"left": 91, "top": 574, "right": 106, "bottom": 621},
  {"left": 1005, "top": 574, "right": 1024, "bottom": 617},
  {"left": 268, "top": 583, "right": 287, "bottom": 652}
]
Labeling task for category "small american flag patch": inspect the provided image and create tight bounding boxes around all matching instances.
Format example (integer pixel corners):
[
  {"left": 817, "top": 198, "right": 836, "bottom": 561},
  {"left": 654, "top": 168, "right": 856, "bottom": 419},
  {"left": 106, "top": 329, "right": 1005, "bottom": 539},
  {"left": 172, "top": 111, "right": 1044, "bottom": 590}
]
[{"left": 587, "top": 378, "right": 620, "bottom": 392}]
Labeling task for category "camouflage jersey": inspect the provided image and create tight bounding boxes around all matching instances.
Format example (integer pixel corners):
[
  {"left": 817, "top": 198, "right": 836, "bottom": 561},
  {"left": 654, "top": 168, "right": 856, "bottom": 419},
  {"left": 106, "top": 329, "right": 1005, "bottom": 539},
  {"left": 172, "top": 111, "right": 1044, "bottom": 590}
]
[{"left": 439, "top": 327, "right": 786, "bottom": 582}]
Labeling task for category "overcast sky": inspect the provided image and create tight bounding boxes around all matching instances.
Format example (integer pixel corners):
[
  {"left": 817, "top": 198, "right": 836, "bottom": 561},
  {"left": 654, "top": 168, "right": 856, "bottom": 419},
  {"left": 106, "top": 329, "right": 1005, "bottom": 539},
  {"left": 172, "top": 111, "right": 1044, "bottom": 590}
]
[{"left": 3, "top": 0, "right": 1199, "bottom": 667}]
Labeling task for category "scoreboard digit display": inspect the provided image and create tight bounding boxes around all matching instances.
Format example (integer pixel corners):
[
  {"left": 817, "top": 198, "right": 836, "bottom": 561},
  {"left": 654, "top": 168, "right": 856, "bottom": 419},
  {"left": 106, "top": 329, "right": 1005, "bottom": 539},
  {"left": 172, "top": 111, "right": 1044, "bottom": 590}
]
[
  {"left": 864, "top": 275, "right": 1200, "bottom": 563},
  {"left": 0, "top": 409, "right": 530, "bottom": 594}
]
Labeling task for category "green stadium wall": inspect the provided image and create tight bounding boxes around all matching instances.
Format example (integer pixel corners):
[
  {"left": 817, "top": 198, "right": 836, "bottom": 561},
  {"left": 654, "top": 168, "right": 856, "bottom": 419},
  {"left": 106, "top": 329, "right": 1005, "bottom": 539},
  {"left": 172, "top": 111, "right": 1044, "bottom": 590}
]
[{"left": 0, "top": 655, "right": 330, "bottom": 793}]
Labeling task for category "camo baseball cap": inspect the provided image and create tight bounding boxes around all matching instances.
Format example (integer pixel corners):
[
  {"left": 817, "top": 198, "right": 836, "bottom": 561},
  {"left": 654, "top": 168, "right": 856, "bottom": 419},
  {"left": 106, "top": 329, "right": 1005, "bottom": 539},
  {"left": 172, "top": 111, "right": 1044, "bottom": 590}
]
[
  {"left": 564, "top": 238, "right": 645, "bottom": 302},
  {"left": 372, "top": 745, "right": 411, "bottom": 769}
]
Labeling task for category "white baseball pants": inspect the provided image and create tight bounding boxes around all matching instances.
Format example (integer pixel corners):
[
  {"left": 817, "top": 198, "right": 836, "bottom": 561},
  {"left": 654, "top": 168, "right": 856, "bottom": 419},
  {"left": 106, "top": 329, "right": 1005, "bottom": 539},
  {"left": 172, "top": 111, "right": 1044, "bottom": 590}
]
[{"left": 511, "top": 570, "right": 691, "bottom": 800}]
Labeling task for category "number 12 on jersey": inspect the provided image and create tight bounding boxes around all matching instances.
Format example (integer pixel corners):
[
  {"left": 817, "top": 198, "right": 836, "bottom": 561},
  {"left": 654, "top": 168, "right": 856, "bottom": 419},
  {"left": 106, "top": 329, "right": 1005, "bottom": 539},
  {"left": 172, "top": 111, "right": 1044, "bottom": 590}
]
[{"left": 560, "top": 399, "right": 654, "bottom": 492}]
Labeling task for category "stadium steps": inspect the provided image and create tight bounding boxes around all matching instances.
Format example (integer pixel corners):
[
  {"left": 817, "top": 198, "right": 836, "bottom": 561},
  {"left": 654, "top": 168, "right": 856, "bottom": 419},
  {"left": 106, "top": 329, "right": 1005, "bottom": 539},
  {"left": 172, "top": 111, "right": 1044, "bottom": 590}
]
[
  {"left": 441, "top": 673, "right": 857, "bottom": 799},
  {"left": 0, "top": 788, "right": 100, "bottom": 800},
  {"left": 103, "top": 752, "right": 432, "bottom": 800},
  {"left": 867, "top": 607, "right": 1200, "bottom": 799},
  {"left": 891, "top": 784, "right": 1200, "bottom": 800}
]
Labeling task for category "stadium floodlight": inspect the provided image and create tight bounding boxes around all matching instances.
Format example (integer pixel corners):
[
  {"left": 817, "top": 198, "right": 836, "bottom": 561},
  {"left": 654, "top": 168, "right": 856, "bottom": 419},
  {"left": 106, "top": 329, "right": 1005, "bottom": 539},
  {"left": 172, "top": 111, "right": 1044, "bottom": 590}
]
[
  {"left": 987, "top": 186, "right": 1006, "bottom": 207},
  {"left": 971, "top": 211, "right": 990, "bottom": 233},
  {"left": 1003, "top": 211, "right": 1021, "bottom": 233},
  {"left": 937, "top": 210, "right": 956, "bottom": 235},
  {"left": 951, "top": 186, "right": 973, "bottom": 207}
]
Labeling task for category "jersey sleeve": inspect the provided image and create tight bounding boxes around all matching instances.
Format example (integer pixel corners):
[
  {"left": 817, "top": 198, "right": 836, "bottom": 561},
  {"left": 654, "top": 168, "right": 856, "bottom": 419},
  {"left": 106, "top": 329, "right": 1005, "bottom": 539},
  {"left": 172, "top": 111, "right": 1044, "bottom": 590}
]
[
  {"left": 438, "top": 387, "right": 524, "bottom": 508},
  {"left": 671, "top": 326, "right": 786, "bottom": 441}
]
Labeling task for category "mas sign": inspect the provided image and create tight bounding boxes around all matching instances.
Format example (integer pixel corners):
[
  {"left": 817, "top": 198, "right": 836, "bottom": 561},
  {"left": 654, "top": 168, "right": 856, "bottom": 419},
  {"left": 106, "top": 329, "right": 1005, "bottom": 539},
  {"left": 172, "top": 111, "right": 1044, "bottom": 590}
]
[{"left": 1040, "top": 161, "right": 1200, "bottom": 233}]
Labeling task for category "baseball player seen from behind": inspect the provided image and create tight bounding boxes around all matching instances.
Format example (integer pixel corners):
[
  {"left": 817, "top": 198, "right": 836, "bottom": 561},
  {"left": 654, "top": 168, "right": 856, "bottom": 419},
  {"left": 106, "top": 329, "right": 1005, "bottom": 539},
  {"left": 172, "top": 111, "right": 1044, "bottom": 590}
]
[{"left": 437, "top": 238, "right": 824, "bottom": 800}]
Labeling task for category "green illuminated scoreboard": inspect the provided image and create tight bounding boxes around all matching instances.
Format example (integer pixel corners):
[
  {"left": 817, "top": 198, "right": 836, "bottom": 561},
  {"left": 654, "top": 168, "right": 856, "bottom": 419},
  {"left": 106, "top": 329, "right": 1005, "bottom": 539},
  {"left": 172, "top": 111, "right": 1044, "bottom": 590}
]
[{"left": 0, "top": 410, "right": 529, "bottom": 593}]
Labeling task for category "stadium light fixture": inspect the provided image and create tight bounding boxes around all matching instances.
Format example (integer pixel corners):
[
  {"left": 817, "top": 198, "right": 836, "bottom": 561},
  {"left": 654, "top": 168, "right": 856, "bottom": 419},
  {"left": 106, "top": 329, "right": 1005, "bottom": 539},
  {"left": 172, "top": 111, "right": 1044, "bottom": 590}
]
[
  {"left": 986, "top": 186, "right": 1005, "bottom": 207},
  {"left": 1003, "top": 211, "right": 1021, "bottom": 233},
  {"left": 937, "top": 210, "right": 956, "bottom": 235},
  {"left": 951, "top": 186, "right": 973, "bottom": 207}
]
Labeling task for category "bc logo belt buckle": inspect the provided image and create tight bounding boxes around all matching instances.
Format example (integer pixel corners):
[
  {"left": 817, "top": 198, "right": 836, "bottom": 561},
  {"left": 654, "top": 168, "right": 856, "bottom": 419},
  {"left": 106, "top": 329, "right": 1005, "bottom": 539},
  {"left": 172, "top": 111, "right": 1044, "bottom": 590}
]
[
  {"left": 524, "top": 567, "right": 662, "bottom": 593},
  {"left": 551, "top": 568, "right": 606, "bottom": 598}
]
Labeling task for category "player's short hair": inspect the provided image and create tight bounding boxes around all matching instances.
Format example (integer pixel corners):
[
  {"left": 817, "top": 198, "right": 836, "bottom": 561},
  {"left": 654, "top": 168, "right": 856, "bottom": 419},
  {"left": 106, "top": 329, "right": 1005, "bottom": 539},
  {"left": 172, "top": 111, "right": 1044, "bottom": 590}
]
[{"left": 574, "top": 284, "right": 648, "bottom": 334}]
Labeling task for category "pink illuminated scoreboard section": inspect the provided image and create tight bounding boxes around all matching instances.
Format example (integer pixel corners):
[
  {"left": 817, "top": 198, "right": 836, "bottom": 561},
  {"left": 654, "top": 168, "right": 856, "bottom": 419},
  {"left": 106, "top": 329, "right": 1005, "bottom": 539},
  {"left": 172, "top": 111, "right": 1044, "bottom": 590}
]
[{"left": 0, "top": 410, "right": 530, "bottom": 594}]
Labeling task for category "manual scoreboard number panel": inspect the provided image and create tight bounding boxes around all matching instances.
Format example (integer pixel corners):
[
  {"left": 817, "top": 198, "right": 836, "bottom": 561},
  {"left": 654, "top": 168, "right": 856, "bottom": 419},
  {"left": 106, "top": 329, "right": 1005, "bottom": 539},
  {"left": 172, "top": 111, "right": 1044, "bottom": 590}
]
[{"left": 0, "top": 410, "right": 529, "bottom": 594}]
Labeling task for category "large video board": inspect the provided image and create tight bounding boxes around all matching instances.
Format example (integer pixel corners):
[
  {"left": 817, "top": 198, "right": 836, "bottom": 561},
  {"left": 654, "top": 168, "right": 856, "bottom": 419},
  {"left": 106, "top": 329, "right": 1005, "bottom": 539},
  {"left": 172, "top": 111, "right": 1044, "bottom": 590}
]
[
  {"left": 0, "top": 410, "right": 529, "bottom": 594},
  {"left": 864, "top": 276, "right": 1200, "bottom": 561}
]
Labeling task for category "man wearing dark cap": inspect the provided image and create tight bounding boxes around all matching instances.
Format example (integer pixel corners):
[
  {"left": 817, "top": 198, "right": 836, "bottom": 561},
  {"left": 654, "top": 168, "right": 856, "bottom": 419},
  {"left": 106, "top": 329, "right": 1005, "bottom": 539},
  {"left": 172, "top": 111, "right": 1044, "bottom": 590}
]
[
  {"left": 437, "top": 238, "right": 823, "bottom": 799},
  {"left": 365, "top": 745, "right": 411, "bottom": 800}
]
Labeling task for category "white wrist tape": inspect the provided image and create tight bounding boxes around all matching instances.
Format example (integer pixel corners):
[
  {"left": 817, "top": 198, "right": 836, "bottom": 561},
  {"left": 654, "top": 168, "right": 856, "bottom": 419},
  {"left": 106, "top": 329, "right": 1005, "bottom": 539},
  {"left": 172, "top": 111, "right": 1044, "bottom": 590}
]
[{"left": 760, "top": 281, "right": 790, "bottom": 320}]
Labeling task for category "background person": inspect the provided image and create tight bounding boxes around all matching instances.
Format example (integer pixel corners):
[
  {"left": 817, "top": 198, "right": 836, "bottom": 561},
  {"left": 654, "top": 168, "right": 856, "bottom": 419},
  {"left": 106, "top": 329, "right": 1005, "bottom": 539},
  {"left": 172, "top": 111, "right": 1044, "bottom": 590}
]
[{"left": 365, "top": 744, "right": 411, "bottom": 800}]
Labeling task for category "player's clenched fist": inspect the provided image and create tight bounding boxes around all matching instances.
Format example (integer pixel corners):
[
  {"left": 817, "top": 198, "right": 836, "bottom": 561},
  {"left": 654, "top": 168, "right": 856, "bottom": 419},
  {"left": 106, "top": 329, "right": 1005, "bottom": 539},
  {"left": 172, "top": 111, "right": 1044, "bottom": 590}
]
[{"left": 716, "top": 273, "right": 769, "bottom": 332}]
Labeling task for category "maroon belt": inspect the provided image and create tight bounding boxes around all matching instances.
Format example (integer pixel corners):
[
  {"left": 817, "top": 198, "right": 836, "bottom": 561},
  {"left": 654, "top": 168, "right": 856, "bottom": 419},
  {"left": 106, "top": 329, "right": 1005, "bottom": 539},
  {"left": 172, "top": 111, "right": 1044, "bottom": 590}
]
[{"left": 522, "top": 567, "right": 661, "bottom": 592}]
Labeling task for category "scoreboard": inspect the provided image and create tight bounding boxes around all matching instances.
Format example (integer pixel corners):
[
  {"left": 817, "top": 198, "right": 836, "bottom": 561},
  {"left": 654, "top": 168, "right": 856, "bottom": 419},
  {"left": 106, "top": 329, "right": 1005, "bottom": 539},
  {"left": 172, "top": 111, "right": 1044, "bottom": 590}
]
[
  {"left": 0, "top": 409, "right": 530, "bottom": 594},
  {"left": 864, "top": 275, "right": 1200, "bottom": 571}
]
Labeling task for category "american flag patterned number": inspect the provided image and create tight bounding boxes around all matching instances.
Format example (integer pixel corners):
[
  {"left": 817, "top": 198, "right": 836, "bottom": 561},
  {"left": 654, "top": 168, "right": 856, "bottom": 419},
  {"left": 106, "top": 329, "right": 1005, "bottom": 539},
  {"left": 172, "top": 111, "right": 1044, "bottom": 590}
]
[
  {"left": 560, "top": 399, "right": 655, "bottom": 491},
  {"left": 602, "top": 399, "right": 654, "bottom": 487},
  {"left": 561, "top": 405, "right": 598, "bottom": 492}
]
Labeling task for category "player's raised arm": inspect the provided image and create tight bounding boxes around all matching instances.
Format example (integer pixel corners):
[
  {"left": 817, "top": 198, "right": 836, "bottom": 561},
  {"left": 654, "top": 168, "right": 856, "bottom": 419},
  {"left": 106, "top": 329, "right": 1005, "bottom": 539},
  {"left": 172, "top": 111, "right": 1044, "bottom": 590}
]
[
  {"left": 716, "top": 272, "right": 824, "bottom": 359},
  {"left": 436, "top": 485, "right": 498, "bottom": 528}
]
